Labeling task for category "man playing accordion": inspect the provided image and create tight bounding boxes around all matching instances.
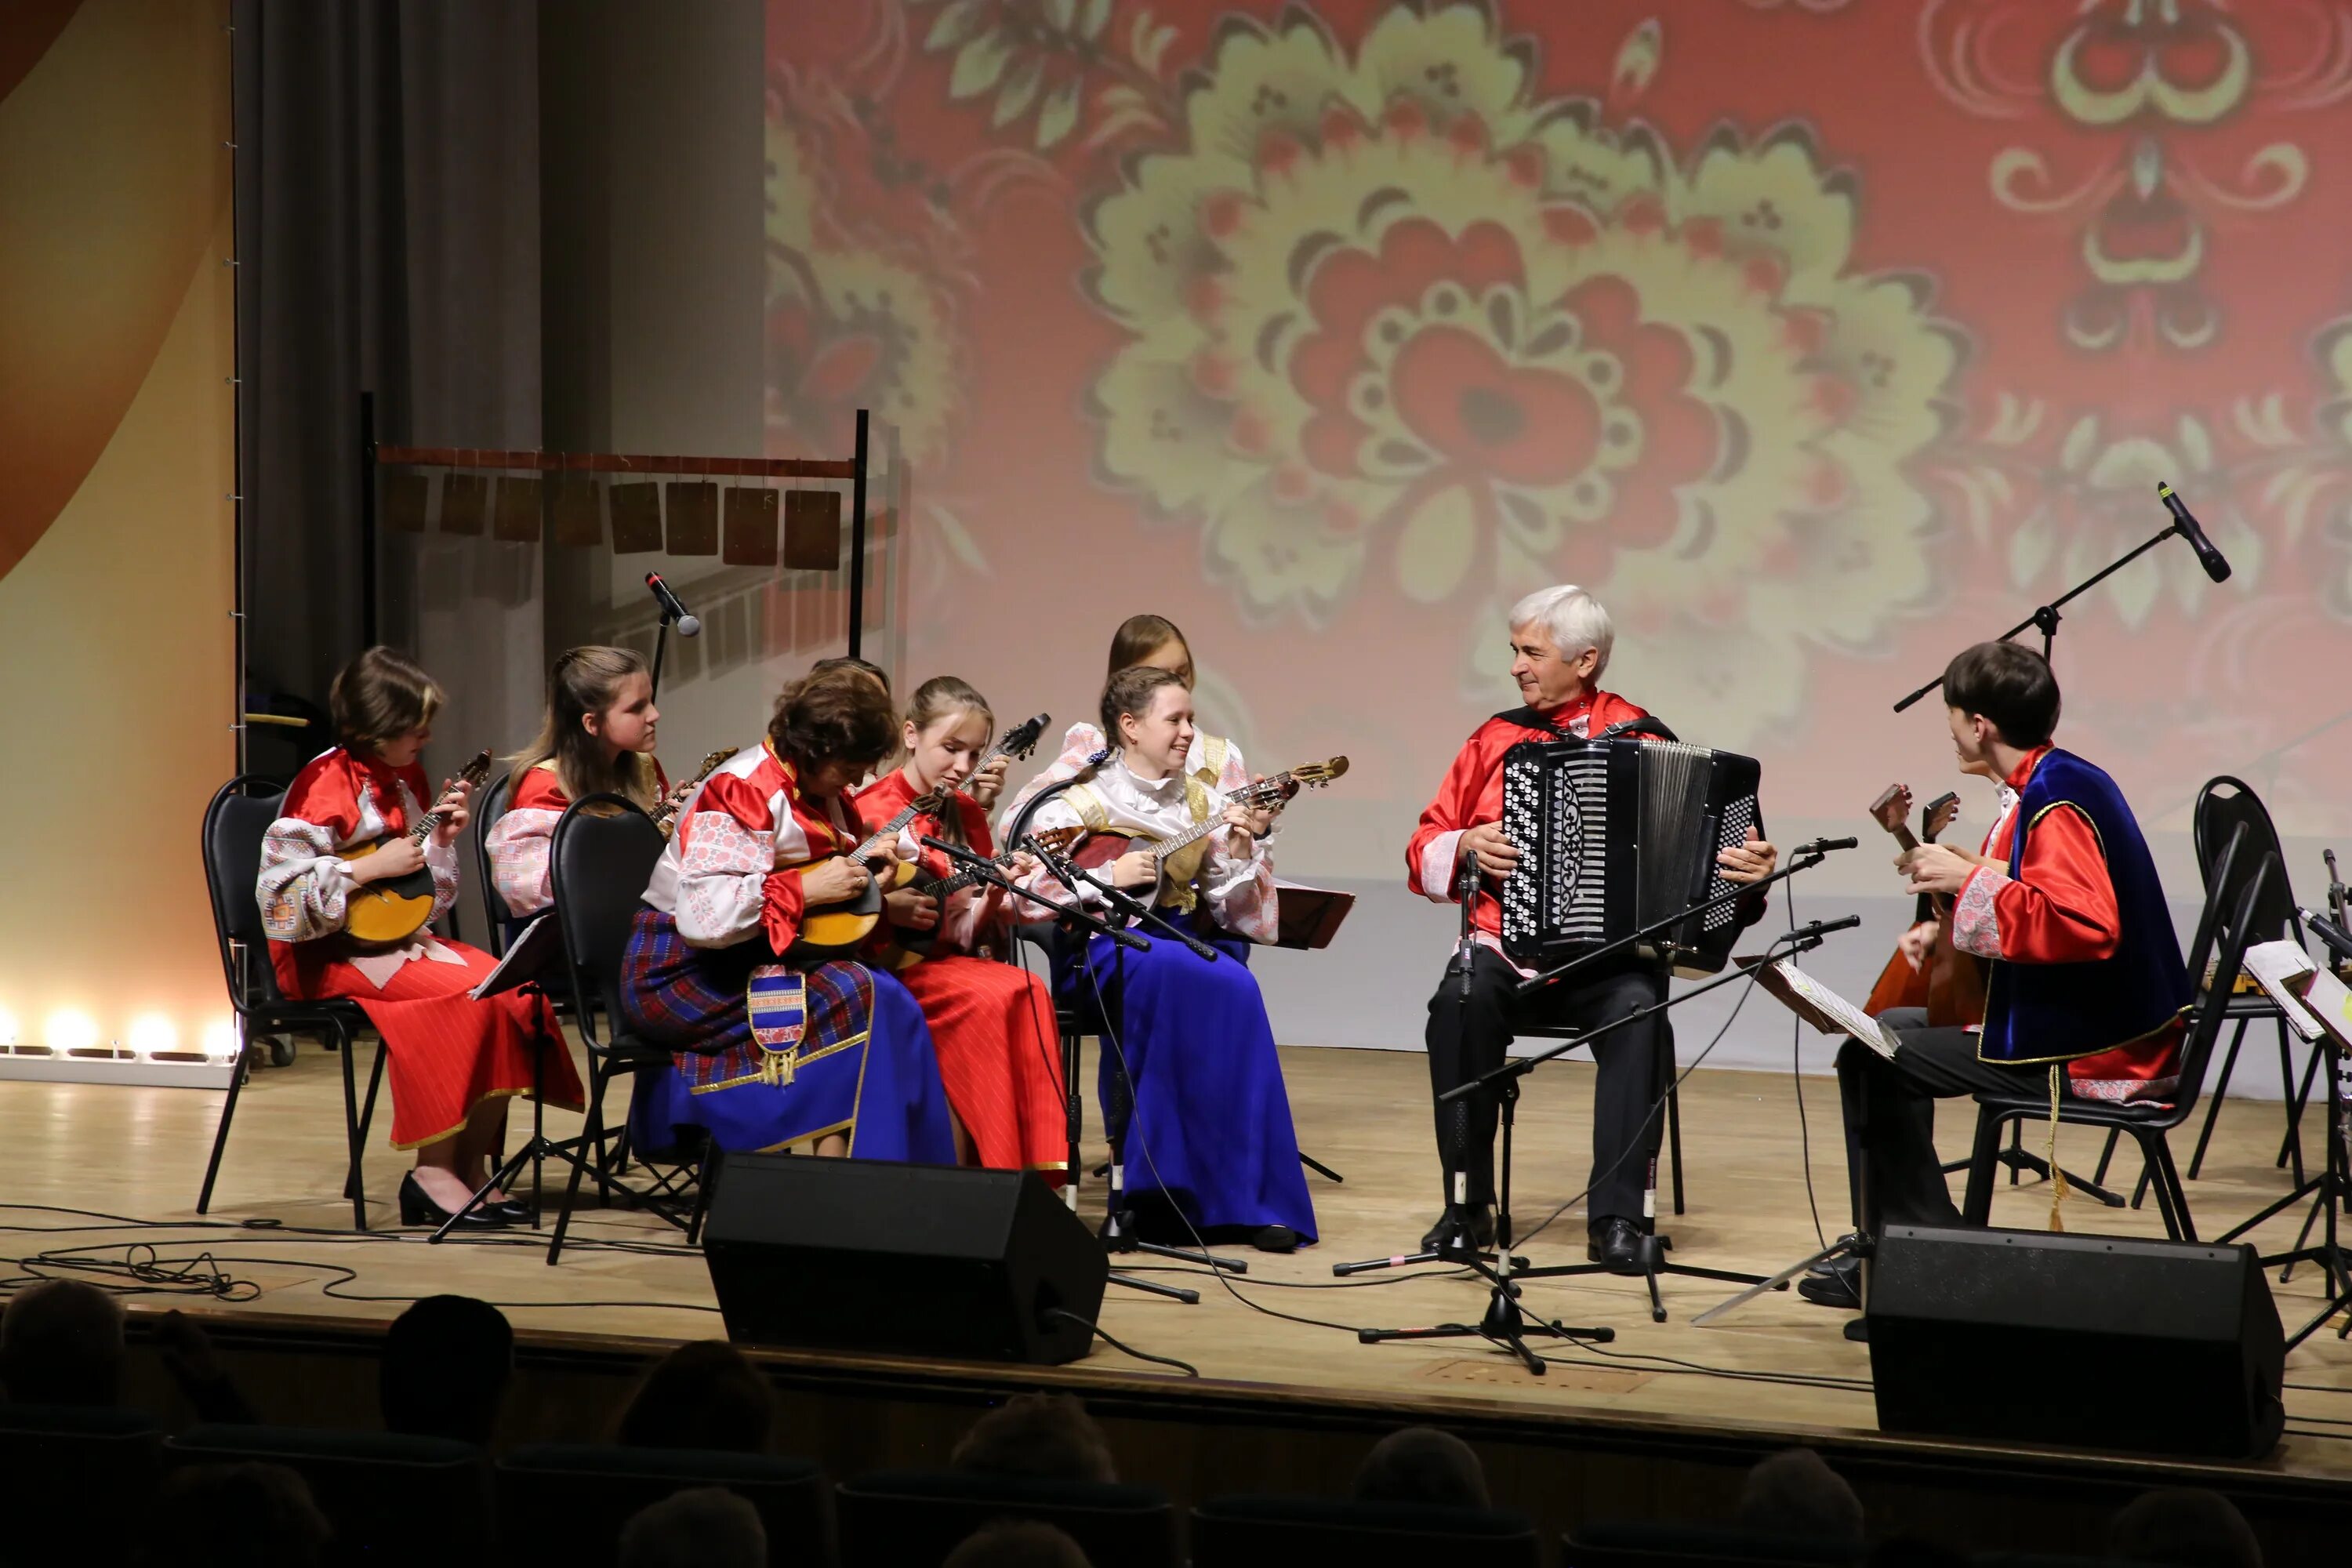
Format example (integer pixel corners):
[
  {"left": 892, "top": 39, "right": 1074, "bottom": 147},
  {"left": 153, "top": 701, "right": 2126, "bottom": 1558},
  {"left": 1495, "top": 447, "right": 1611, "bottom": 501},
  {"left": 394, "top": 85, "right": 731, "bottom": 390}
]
[{"left": 1406, "top": 586, "right": 1779, "bottom": 1270}]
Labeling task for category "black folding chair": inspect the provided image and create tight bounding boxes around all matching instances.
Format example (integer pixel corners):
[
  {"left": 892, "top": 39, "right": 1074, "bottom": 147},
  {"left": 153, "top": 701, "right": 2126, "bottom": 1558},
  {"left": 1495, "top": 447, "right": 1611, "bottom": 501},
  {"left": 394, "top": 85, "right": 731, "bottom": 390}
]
[
  {"left": 497, "top": 1443, "right": 831, "bottom": 1567},
  {"left": 1193, "top": 1494, "right": 1541, "bottom": 1567},
  {"left": 545, "top": 793, "right": 699, "bottom": 1262},
  {"left": 197, "top": 777, "right": 387, "bottom": 1229},
  {"left": 470, "top": 768, "right": 517, "bottom": 957},
  {"left": 1565, "top": 1521, "right": 1862, "bottom": 1568},
  {"left": 836, "top": 1468, "right": 1178, "bottom": 1568},
  {"left": 1962, "top": 837, "right": 2273, "bottom": 1243},
  {"left": 2182, "top": 776, "right": 2317, "bottom": 1184},
  {"left": 166, "top": 1425, "right": 488, "bottom": 1564}
]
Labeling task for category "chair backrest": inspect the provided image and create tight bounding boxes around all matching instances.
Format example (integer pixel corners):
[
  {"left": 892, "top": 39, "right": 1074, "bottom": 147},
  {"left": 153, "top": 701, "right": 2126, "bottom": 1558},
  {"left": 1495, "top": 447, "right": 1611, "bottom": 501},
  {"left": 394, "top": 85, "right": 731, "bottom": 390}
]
[
  {"left": 166, "top": 1424, "right": 488, "bottom": 1563},
  {"left": 836, "top": 1468, "right": 1178, "bottom": 1568},
  {"left": 2194, "top": 776, "right": 2298, "bottom": 947},
  {"left": 1194, "top": 1494, "right": 1541, "bottom": 1568},
  {"left": 2180, "top": 822, "right": 2248, "bottom": 994},
  {"left": 201, "top": 775, "right": 293, "bottom": 1013},
  {"left": 2169, "top": 851, "right": 2279, "bottom": 1123},
  {"left": 1565, "top": 1520, "right": 1863, "bottom": 1568},
  {"left": 0, "top": 1405, "right": 164, "bottom": 1550},
  {"left": 496, "top": 1443, "right": 830, "bottom": 1568},
  {"left": 550, "top": 795, "right": 667, "bottom": 1044},
  {"left": 473, "top": 769, "right": 517, "bottom": 956}
]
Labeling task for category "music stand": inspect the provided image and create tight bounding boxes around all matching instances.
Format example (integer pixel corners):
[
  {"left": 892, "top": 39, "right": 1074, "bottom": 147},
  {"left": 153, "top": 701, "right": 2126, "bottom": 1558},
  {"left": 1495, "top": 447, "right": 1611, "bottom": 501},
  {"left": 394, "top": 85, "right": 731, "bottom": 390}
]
[{"left": 2223, "top": 916, "right": 2352, "bottom": 1347}]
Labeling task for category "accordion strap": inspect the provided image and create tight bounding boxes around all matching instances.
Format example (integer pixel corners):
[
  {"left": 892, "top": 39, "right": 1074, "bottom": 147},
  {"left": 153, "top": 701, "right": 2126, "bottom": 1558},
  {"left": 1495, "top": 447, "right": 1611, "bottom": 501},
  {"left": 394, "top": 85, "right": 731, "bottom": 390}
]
[{"left": 1492, "top": 706, "right": 1681, "bottom": 744}]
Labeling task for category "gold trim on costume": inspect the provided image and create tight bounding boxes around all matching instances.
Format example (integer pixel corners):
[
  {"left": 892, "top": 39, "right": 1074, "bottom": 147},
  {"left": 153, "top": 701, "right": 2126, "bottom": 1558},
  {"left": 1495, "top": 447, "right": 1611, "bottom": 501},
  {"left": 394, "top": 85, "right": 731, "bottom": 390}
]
[{"left": 687, "top": 1033, "right": 868, "bottom": 1094}]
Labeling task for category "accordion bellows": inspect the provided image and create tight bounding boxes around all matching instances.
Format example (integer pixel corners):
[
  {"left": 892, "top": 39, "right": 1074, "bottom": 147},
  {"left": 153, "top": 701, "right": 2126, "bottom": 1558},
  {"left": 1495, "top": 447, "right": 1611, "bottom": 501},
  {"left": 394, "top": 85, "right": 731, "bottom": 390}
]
[{"left": 1498, "top": 739, "right": 1762, "bottom": 976}]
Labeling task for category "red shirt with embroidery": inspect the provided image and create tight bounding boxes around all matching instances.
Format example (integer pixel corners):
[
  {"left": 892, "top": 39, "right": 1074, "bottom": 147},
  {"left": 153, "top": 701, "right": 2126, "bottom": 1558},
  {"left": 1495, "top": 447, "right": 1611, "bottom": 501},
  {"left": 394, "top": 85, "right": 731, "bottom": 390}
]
[
  {"left": 1950, "top": 744, "right": 2186, "bottom": 1097},
  {"left": 1405, "top": 690, "right": 1652, "bottom": 945},
  {"left": 642, "top": 743, "right": 867, "bottom": 955}
]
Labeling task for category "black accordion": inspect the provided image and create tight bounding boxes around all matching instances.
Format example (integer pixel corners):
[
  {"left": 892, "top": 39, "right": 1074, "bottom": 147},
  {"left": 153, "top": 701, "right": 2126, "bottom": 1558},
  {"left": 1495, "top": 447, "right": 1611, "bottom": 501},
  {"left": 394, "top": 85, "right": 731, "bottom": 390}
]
[{"left": 1497, "top": 738, "right": 1762, "bottom": 975}]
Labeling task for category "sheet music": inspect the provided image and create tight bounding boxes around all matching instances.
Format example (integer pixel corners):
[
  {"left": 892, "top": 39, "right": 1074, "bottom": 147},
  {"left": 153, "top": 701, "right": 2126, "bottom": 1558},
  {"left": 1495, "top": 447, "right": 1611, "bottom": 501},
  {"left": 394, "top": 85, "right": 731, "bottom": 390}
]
[
  {"left": 469, "top": 913, "right": 561, "bottom": 1000},
  {"left": 2301, "top": 964, "right": 2352, "bottom": 1054},
  {"left": 1745, "top": 956, "right": 1896, "bottom": 1059},
  {"left": 2244, "top": 941, "right": 2327, "bottom": 1044}
]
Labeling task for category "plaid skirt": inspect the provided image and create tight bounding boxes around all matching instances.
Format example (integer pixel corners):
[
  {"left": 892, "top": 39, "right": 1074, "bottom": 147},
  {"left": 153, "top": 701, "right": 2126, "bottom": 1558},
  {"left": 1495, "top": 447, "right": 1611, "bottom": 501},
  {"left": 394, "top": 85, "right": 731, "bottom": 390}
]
[{"left": 619, "top": 906, "right": 956, "bottom": 1161}]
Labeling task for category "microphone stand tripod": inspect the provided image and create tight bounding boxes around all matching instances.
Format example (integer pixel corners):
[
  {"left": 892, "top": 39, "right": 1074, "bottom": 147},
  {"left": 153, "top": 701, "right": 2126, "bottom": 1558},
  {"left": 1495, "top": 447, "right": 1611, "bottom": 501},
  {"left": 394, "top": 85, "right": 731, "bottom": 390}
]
[
  {"left": 1359, "top": 921, "right": 1843, "bottom": 1368},
  {"left": 1015, "top": 832, "right": 1252, "bottom": 1283},
  {"left": 920, "top": 835, "right": 1213, "bottom": 1305},
  {"left": 1334, "top": 842, "right": 1843, "bottom": 1282}
]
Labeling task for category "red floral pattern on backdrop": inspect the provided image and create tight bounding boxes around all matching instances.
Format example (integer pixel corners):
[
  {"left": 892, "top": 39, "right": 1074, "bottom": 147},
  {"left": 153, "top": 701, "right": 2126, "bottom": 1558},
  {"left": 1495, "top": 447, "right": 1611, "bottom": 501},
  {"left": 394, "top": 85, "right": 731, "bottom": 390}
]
[{"left": 765, "top": 0, "right": 2352, "bottom": 857}]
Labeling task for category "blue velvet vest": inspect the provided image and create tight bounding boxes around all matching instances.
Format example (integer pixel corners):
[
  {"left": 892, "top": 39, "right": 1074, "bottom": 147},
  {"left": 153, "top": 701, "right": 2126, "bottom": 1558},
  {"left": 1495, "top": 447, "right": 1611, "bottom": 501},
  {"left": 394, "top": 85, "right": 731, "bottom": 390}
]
[{"left": 1979, "top": 750, "right": 2189, "bottom": 1065}]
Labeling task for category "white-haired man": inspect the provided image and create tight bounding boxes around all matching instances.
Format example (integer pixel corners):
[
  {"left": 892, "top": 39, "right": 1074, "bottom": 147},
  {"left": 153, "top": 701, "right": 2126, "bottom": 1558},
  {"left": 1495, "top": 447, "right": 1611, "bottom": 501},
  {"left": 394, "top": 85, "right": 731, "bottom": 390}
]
[{"left": 1405, "top": 586, "right": 1778, "bottom": 1268}]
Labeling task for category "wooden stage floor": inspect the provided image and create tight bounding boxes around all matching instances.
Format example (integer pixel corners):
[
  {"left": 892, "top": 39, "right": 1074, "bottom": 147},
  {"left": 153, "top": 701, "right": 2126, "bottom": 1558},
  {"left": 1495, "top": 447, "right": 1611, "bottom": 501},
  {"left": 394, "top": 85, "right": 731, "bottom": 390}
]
[{"left": 13, "top": 1038, "right": 2352, "bottom": 1486}]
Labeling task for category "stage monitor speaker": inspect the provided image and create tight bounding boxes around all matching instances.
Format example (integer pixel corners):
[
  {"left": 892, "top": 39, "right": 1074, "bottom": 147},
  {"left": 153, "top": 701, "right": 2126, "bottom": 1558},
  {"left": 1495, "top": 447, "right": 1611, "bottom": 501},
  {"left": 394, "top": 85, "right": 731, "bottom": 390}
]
[
  {"left": 701, "top": 1153, "right": 1107, "bottom": 1366},
  {"left": 1867, "top": 1225, "right": 2285, "bottom": 1459}
]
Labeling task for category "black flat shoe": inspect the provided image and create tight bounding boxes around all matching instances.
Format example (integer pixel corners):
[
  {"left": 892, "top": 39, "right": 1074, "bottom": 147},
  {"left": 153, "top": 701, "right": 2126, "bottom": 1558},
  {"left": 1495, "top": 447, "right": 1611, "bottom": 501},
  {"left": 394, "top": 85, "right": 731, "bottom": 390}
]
[
  {"left": 398, "top": 1173, "right": 510, "bottom": 1229},
  {"left": 1251, "top": 1225, "right": 1300, "bottom": 1254},
  {"left": 488, "top": 1198, "right": 534, "bottom": 1225},
  {"left": 1586, "top": 1216, "right": 1643, "bottom": 1275}
]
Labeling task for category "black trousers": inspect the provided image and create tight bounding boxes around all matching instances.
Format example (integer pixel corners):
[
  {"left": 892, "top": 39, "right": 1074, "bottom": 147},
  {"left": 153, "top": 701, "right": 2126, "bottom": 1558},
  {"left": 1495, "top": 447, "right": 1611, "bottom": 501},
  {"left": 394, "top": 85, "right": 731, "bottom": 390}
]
[
  {"left": 1835, "top": 1006, "right": 2047, "bottom": 1230},
  {"left": 1424, "top": 947, "right": 1665, "bottom": 1225}
]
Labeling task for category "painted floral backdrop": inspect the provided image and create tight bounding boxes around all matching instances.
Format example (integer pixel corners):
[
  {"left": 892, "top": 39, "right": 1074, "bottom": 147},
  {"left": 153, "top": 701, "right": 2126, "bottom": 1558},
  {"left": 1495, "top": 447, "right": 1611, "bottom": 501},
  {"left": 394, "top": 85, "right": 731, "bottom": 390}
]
[{"left": 766, "top": 0, "right": 2352, "bottom": 873}]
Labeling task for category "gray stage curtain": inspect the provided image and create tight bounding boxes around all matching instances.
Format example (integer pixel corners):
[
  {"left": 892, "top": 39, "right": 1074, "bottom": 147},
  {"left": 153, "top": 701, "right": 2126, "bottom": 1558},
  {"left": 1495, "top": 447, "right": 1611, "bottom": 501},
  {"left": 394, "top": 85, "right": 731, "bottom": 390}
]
[{"left": 234, "top": 0, "right": 542, "bottom": 782}]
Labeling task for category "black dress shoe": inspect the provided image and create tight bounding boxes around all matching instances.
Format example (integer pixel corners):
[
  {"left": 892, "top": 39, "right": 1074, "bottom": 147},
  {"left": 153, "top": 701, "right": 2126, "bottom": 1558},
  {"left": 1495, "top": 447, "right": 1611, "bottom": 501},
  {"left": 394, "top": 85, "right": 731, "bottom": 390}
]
[
  {"left": 1250, "top": 1225, "right": 1300, "bottom": 1254},
  {"left": 1586, "top": 1216, "right": 1644, "bottom": 1275},
  {"left": 488, "top": 1198, "right": 534, "bottom": 1225},
  {"left": 1418, "top": 1205, "right": 1496, "bottom": 1252},
  {"left": 1797, "top": 1257, "right": 1863, "bottom": 1309},
  {"left": 398, "top": 1172, "right": 510, "bottom": 1229}
]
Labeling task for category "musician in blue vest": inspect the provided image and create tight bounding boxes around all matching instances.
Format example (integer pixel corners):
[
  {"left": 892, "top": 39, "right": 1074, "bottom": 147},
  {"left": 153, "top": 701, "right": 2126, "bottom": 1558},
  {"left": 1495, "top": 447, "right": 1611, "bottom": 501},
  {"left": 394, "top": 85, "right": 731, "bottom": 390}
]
[
  {"left": 1406, "top": 585, "right": 1780, "bottom": 1270},
  {"left": 1803, "top": 641, "right": 2190, "bottom": 1310}
]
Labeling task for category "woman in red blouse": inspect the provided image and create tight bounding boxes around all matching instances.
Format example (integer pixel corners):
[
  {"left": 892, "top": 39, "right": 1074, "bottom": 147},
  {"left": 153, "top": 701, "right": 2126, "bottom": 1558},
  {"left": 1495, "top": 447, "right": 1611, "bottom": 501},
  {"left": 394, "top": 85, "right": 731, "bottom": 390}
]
[
  {"left": 257, "top": 647, "right": 583, "bottom": 1227},
  {"left": 854, "top": 677, "right": 1068, "bottom": 1181}
]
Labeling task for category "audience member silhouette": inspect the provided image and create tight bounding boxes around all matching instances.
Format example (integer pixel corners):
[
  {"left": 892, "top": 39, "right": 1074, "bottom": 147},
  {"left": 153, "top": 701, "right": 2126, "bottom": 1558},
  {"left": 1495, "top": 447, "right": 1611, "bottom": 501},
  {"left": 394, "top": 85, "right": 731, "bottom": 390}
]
[
  {"left": 618, "top": 1486, "right": 767, "bottom": 1568},
  {"left": 943, "top": 1519, "right": 1095, "bottom": 1568},
  {"left": 145, "top": 1462, "right": 330, "bottom": 1568},
  {"left": 949, "top": 1393, "right": 1116, "bottom": 1485},
  {"left": 2108, "top": 1487, "right": 2263, "bottom": 1568},
  {"left": 617, "top": 1340, "right": 777, "bottom": 1454},
  {"left": 1352, "top": 1425, "right": 1491, "bottom": 1508},
  {"left": 379, "top": 1294, "right": 514, "bottom": 1444},
  {"left": 0, "top": 1279, "right": 124, "bottom": 1407},
  {"left": 1737, "top": 1448, "right": 1865, "bottom": 1546}
]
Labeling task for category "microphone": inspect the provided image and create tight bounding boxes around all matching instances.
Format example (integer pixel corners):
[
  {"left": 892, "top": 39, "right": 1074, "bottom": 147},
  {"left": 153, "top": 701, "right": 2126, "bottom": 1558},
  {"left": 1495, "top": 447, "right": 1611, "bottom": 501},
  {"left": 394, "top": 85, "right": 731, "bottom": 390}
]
[
  {"left": 644, "top": 572, "right": 702, "bottom": 637},
  {"left": 2156, "top": 483, "right": 2232, "bottom": 583},
  {"left": 1784, "top": 915, "right": 1863, "bottom": 949},
  {"left": 2301, "top": 908, "right": 2352, "bottom": 967},
  {"left": 919, "top": 834, "right": 993, "bottom": 869},
  {"left": 1794, "top": 836, "right": 1859, "bottom": 855}
]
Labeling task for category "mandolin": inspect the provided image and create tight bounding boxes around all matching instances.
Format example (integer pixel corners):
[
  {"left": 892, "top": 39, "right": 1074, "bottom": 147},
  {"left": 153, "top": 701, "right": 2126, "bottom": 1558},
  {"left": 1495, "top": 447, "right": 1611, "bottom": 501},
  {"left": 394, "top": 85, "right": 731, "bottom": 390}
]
[
  {"left": 344, "top": 749, "right": 494, "bottom": 948},
  {"left": 789, "top": 713, "right": 1051, "bottom": 959},
  {"left": 1068, "top": 757, "right": 1348, "bottom": 902},
  {"left": 652, "top": 746, "right": 740, "bottom": 837},
  {"left": 1861, "top": 784, "right": 1988, "bottom": 1025}
]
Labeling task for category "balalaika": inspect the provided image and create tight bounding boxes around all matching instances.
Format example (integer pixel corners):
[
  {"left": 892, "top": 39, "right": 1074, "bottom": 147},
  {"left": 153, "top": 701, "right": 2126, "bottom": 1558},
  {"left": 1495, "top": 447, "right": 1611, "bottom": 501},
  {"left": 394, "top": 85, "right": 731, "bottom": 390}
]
[{"left": 1497, "top": 735, "right": 1762, "bottom": 976}]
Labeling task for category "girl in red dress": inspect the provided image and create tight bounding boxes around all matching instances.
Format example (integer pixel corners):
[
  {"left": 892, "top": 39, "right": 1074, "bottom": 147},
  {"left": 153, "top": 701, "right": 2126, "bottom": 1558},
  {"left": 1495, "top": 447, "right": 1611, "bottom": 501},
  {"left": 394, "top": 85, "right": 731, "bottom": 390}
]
[
  {"left": 257, "top": 647, "right": 584, "bottom": 1226},
  {"left": 855, "top": 677, "right": 1068, "bottom": 1181},
  {"left": 486, "top": 645, "right": 674, "bottom": 923}
]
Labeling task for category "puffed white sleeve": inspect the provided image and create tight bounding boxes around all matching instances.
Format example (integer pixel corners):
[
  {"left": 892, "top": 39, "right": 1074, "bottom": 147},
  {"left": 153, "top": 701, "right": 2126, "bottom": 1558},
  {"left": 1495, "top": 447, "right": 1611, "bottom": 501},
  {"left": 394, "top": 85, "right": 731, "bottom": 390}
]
[
  {"left": 485, "top": 808, "right": 561, "bottom": 918},
  {"left": 257, "top": 815, "right": 358, "bottom": 942},
  {"left": 1201, "top": 822, "right": 1279, "bottom": 944},
  {"left": 671, "top": 777, "right": 783, "bottom": 948}
]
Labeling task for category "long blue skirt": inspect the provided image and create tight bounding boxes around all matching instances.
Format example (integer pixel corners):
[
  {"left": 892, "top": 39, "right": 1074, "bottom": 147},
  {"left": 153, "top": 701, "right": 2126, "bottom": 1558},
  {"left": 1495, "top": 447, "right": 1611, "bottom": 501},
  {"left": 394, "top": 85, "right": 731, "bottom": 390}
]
[
  {"left": 1063, "top": 917, "right": 1316, "bottom": 1242},
  {"left": 621, "top": 906, "right": 956, "bottom": 1162}
]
